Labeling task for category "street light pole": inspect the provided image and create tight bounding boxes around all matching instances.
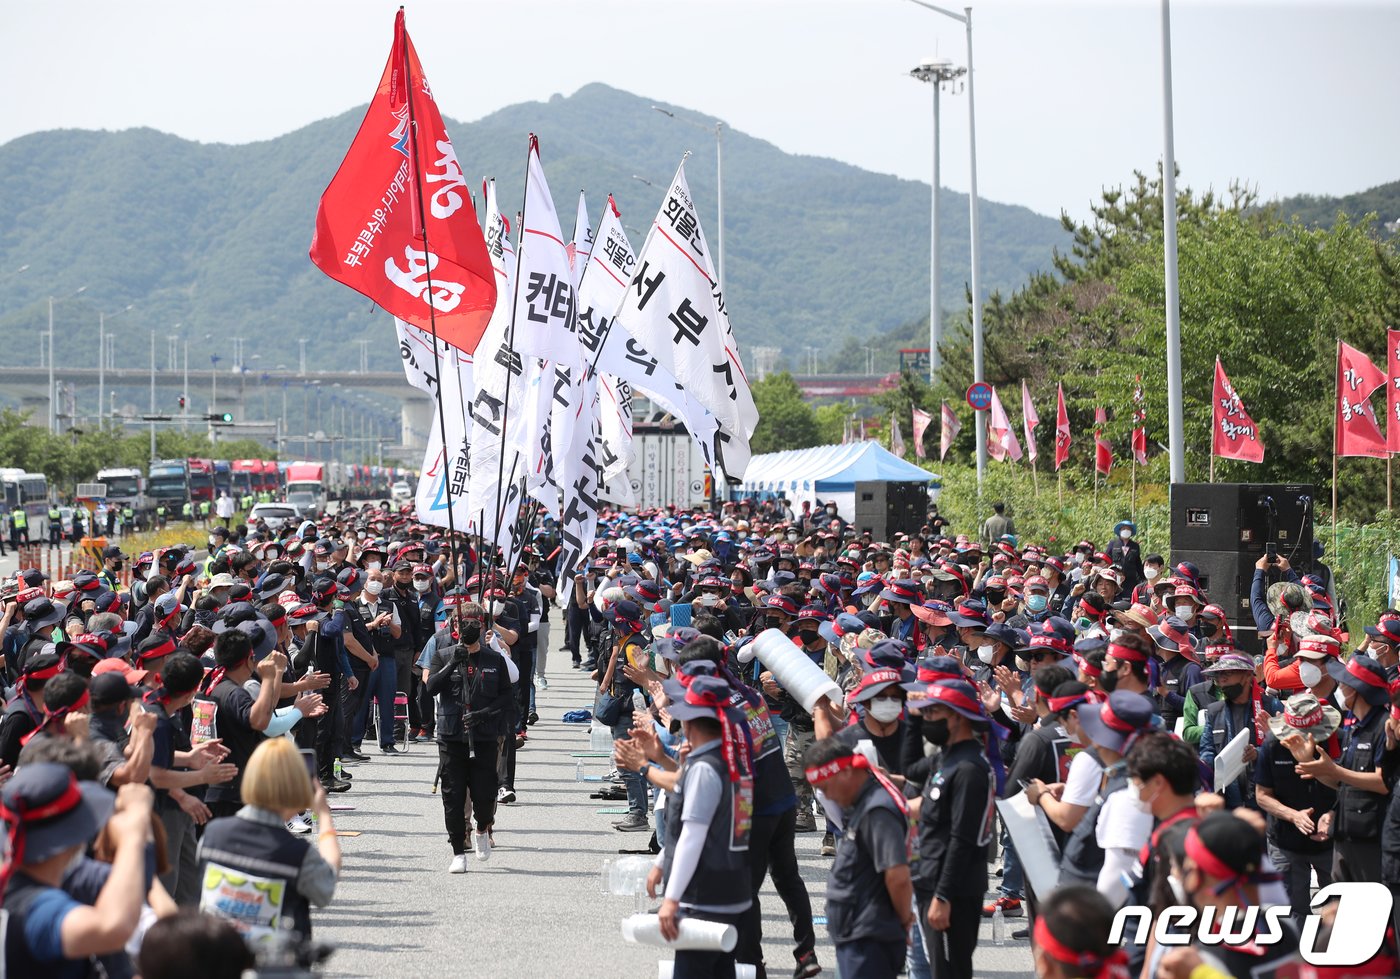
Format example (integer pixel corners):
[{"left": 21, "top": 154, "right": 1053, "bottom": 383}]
[
  {"left": 149, "top": 330, "right": 157, "bottom": 462},
  {"left": 904, "top": 0, "right": 986, "bottom": 493},
  {"left": 1161, "top": 0, "right": 1185, "bottom": 484},
  {"left": 909, "top": 58, "right": 966, "bottom": 382},
  {"left": 652, "top": 106, "right": 726, "bottom": 289}
]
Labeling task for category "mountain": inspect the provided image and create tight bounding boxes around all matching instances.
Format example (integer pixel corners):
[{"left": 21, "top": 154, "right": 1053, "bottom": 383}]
[
  {"left": 0, "top": 83, "right": 1068, "bottom": 381},
  {"left": 1274, "top": 179, "right": 1400, "bottom": 237}
]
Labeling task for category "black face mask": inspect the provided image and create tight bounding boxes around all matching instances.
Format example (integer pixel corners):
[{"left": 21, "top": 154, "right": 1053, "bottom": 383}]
[
  {"left": 458, "top": 623, "right": 481, "bottom": 646},
  {"left": 110, "top": 561, "right": 123, "bottom": 571},
  {"left": 1221, "top": 682, "right": 1247, "bottom": 701},
  {"left": 798, "top": 630, "right": 821, "bottom": 646},
  {"left": 766, "top": 616, "right": 784, "bottom": 631},
  {"left": 922, "top": 718, "right": 950, "bottom": 746},
  {"left": 984, "top": 590, "right": 1004, "bottom": 607},
  {"left": 1099, "top": 670, "right": 1120, "bottom": 693},
  {"left": 1201, "top": 623, "right": 1219, "bottom": 639},
  {"left": 668, "top": 718, "right": 683, "bottom": 736}
]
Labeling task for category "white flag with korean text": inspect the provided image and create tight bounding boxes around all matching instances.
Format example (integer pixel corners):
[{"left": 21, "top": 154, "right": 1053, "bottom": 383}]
[
  {"left": 511, "top": 136, "right": 578, "bottom": 368},
  {"left": 612, "top": 159, "right": 756, "bottom": 481},
  {"left": 466, "top": 179, "right": 530, "bottom": 563},
  {"left": 566, "top": 190, "right": 593, "bottom": 284}
]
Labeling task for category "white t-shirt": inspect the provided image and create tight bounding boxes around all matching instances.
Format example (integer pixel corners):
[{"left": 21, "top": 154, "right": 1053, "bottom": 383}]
[
  {"left": 1061, "top": 749, "right": 1102, "bottom": 808},
  {"left": 1096, "top": 788, "right": 1154, "bottom": 905}
]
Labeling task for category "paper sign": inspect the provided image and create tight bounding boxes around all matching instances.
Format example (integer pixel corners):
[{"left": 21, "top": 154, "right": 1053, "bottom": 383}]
[
  {"left": 995, "top": 793, "right": 1062, "bottom": 901},
  {"left": 1213, "top": 727, "right": 1250, "bottom": 792},
  {"left": 191, "top": 698, "right": 217, "bottom": 744}
]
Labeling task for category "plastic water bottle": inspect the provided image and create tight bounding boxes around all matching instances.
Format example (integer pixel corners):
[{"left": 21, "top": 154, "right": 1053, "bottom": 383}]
[
  {"left": 632, "top": 690, "right": 646, "bottom": 716},
  {"left": 333, "top": 759, "right": 344, "bottom": 781},
  {"left": 576, "top": 759, "right": 586, "bottom": 782},
  {"left": 991, "top": 906, "right": 1005, "bottom": 946}
]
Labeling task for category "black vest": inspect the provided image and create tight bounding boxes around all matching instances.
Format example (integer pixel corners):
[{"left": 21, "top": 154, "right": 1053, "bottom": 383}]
[
  {"left": 1059, "top": 753, "right": 1127, "bottom": 887},
  {"left": 826, "top": 779, "right": 908, "bottom": 945},
  {"left": 661, "top": 747, "right": 751, "bottom": 909},
  {"left": 198, "top": 811, "right": 314, "bottom": 943},
  {"left": 728, "top": 689, "right": 794, "bottom": 816},
  {"left": 1335, "top": 707, "right": 1387, "bottom": 843},
  {"left": 1158, "top": 655, "right": 1193, "bottom": 728}
]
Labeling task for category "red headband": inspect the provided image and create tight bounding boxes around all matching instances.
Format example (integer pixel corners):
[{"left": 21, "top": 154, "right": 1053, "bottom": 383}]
[
  {"left": 1107, "top": 642, "right": 1149, "bottom": 664},
  {"left": 1185, "top": 824, "right": 1261, "bottom": 891},
  {"left": 1346, "top": 659, "right": 1387, "bottom": 691},
  {"left": 136, "top": 637, "right": 177, "bottom": 663},
  {"left": 803, "top": 752, "right": 909, "bottom": 819},
  {"left": 1047, "top": 692, "right": 1089, "bottom": 714},
  {"left": 924, "top": 683, "right": 984, "bottom": 718},
  {"left": 1074, "top": 653, "right": 1102, "bottom": 679},
  {"left": 24, "top": 660, "right": 63, "bottom": 682},
  {"left": 0, "top": 775, "right": 83, "bottom": 898},
  {"left": 1032, "top": 917, "right": 1130, "bottom": 979},
  {"left": 917, "top": 665, "right": 961, "bottom": 684},
  {"left": 681, "top": 688, "right": 751, "bottom": 784}
]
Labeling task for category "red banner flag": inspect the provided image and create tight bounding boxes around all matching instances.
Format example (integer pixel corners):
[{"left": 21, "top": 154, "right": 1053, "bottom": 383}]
[
  {"left": 1211, "top": 358, "right": 1264, "bottom": 463},
  {"left": 1337, "top": 341, "right": 1387, "bottom": 458},
  {"left": 1388, "top": 329, "right": 1400, "bottom": 453},
  {"left": 1021, "top": 380, "right": 1039, "bottom": 464},
  {"left": 309, "top": 10, "right": 496, "bottom": 353},
  {"left": 939, "top": 402, "right": 961, "bottom": 461},
  {"left": 1130, "top": 375, "right": 1148, "bottom": 465},
  {"left": 1054, "top": 384, "right": 1070, "bottom": 471},
  {"left": 1094, "top": 406, "right": 1112, "bottom": 476},
  {"left": 911, "top": 407, "right": 932, "bottom": 460}
]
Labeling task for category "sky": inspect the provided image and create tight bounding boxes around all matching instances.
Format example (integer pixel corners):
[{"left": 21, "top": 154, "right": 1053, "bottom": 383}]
[{"left": 3, "top": 0, "right": 1397, "bottom": 220}]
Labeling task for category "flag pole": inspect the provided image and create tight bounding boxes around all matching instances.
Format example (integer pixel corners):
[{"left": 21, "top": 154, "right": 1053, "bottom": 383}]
[
  {"left": 1209, "top": 451, "right": 1215, "bottom": 484},
  {"left": 1031, "top": 454, "right": 1039, "bottom": 498},
  {"left": 1057, "top": 467, "right": 1063, "bottom": 509},
  {"left": 1333, "top": 339, "right": 1340, "bottom": 564},
  {"left": 400, "top": 12, "right": 460, "bottom": 584},
  {"left": 1130, "top": 451, "right": 1137, "bottom": 523}
]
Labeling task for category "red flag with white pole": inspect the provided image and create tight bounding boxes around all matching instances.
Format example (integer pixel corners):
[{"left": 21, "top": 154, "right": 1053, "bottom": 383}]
[
  {"left": 911, "top": 406, "right": 932, "bottom": 460},
  {"left": 1054, "top": 384, "right": 1070, "bottom": 471},
  {"left": 1337, "top": 341, "right": 1387, "bottom": 458},
  {"left": 1094, "top": 406, "right": 1112, "bottom": 476},
  {"left": 1021, "top": 380, "right": 1039, "bottom": 464},
  {"left": 988, "top": 387, "right": 1023, "bottom": 463},
  {"left": 1131, "top": 375, "right": 1148, "bottom": 465},
  {"left": 309, "top": 10, "right": 496, "bottom": 353},
  {"left": 1387, "top": 330, "right": 1400, "bottom": 453},
  {"left": 939, "top": 402, "right": 961, "bottom": 461},
  {"left": 1211, "top": 358, "right": 1264, "bottom": 463}
]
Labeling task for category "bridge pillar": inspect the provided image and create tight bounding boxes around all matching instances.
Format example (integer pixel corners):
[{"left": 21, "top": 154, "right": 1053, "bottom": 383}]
[{"left": 402, "top": 398, "right": 435, "bottom": 454}]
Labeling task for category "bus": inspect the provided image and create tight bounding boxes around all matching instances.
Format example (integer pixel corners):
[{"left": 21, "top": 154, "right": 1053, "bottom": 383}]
[
  {"left": 0, "top": 469, "right": 50, "bottom": 538},
  {"left": 212, "top": 460, "right": 233, "bottom": 499}
]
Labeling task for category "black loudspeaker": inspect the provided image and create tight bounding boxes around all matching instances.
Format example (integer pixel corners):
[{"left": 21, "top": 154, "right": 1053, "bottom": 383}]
[
  {"left": 1169, "top": 483, "right": 1316, "bottom": 654},
  {"left": 1169, "top": 482, "right": 1315, "bottom": 562},
  {"left": 853, "top": 481, "right": 928, "bottom": 542}
]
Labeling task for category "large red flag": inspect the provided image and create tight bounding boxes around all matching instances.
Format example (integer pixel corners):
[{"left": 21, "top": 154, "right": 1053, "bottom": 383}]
[
  {"left": 1337, "top": 341, "right": 1387, "bottom": 458},
  {"left": 1054, "top": 383, "right": 1070, "bottom": 471},
  {"left": 1094, "top": 406, "right": 1112, "bottom": 476},
  {"left": 310, "top": 10, "right": 496, "bottom": 353},
  {"left": 1021, "top": 380, "right": 1039, "bottom": 464},
  {"left": 1388, "top": 329, "right": 1400, "bottom": 453},
  {"left": 1130, "top": 375, "right": 1148, "bottom": 465},
  {"left": 939, "top": 402, "right": 961, "bottom": 461},
  {"left": 911, "top": 406, "right": 932, "bottom": 460},
  {"left": 1212, "top": 358, "right": 1264, "bottom": 463}
]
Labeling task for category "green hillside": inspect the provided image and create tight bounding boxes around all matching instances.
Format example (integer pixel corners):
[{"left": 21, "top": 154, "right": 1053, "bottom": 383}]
[
  {"left": 1274, "top": 179, "right": 1400, "bottom": 237},
  {"left": 0, "top": 83, "right": 1067, "bottom": 383}
]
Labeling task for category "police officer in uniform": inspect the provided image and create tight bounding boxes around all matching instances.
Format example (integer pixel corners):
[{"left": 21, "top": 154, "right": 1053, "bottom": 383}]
[{"left": 803, "top": 736, "right": 913, "bottom": 979}]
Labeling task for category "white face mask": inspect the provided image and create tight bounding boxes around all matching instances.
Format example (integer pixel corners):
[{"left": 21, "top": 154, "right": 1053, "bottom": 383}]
[
  {"left": 1128, "top": 780, "right": 1157, "bottom": 814},
  {"left": 787, "top": 533, "right": 798, "bottom": 542},
  {"left": 414, "top": 579, "right": 432, "bottom": 593},
  {"left": 867, "top": 698, "right": 904, "bottom": 723},
  {"left": 1167, "top": 875, "right": 1188, "bottom": 905},
  {"left": 1174, "top": 603, "right": 1194, "bottom": 622},
  {"left": 208, "top": 535, "right": 218, "bottom": 547},
  {"left": 977, "top": 647, "right": 998, "bottom": 665},
  {"left": 491, "top": 600, "right": 506, "bottom": 617},
  {"left": 1144, "top": 566, "right": 1160, "bottom": 580},
  {"left": 1298, "top": 661, "right": 1323, "bottom": 688},
  {"left": 1119, "top": 528, "right": 1133, "bottom": 540},
  {"left": 365, "top": 561, "right": 381, "bottom": 573},
  {"left": 365, "top": 580, "right": 384, "bottom": 597},
  {"left": 315, "top": 561, "right": 330, "bottom": 571}
]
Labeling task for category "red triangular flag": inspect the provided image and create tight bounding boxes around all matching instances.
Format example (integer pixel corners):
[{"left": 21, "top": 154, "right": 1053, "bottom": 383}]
[
  {"left": 1094, "top": 406, "right": 1112, "bottom": 476},
  {"left": 310, "top": 10, "right": 496, "bottom": 353},
  {"left": 1388, "top": 329, "right": 1400, "bottom": 453},
  {"left": 1212, "top": 358, "right": 1264, "bottom": 463},
  {"left": 1054, "top": 383, "right": 1070, "bottom": 471},
  {"left": 1337, "top": 341, "right": 1387, "bottom": 458}
]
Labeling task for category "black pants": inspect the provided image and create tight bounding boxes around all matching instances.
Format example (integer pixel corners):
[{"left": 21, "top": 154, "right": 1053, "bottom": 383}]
[
  {"left": 515, "top": 645, "right": 535, "bottom": 728},
  {"left": 414, "top": 672, "right": 434, "bottom": 735},
  {"left": 1334, "top": 838, "right": 1383, "bottom": 884},
  {"left": 341, "top": 670, "right": 369, "bottom": 753},
  {"left": 208, "top": 799, "right": 242, "bottom": 820},
  {"left": 314, "top": 677, "right": 344, "bottom": 777},
  {"left": 917, "top": 891, "right": 981, "bottom": 979},
  {"left": 836, "top": 938, "right": 905, "bottom": 979},
  {"left": 673, "top": 910, "right": 743, "bottom": 979},
  {"left": 566, "top": 604, "right": 588, "bottom": 662},
  {"left": 438, "top": 738, "right": 501, "bottom": 851},
  {"left": 739, "top": 806, "right": 816, "bottom": 976}
]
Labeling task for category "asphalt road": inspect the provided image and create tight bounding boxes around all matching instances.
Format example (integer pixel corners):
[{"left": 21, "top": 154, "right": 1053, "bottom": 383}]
[{"left": 312, "top": 661, "right": 1035, "bottom": 978}]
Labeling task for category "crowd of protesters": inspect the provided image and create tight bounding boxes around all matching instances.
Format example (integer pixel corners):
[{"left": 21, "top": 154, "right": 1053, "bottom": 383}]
[{"left": 2, "top": 485, "right": 1398, "bottom": 977}]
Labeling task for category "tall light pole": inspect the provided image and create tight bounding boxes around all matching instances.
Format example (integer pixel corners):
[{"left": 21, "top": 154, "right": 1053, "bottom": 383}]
[
  {"left": 909, "top": 58, "right": 965, "bottom": 382},
  {"left": 48, "top": 285, "right": 87, "bottom": 432},
  {"left": 149, "top": 330, "right": 157, "bottom": 462},
  {"left": 904, "top": 0, "right": 985, "bottom": 492},
  {"left": 98, "top": 304, "right": 134, "bottom": 426},
  {"left": 652, "top": 106, "right": 726, "bottom": 290},
  {"left": 1160, "top": 0, "right": 1184, "bottom": 484}
]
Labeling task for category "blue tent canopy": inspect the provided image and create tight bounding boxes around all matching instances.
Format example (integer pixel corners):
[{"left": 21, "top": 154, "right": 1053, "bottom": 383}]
[{"left": 737, "top": 441, "right": 939, "bottom": 502}]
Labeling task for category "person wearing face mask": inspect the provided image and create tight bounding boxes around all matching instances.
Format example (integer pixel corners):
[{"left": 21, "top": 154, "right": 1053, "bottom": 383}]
[
  {"left": 879, "top": 580, "right": 925, "bottom": 649},
  {"left": 425, "top": 602, "right": 514, "bottom": 872},
  {"left": 1056, "top": 690, "right": 1156, "bottom": 896},
  {"left": 97, "top": 545, "right": 125, "bottom": 594},
  {"left": 352, "top": 569, "right": 402, "bottom": 755},
  {"left": 759, "top": 597, "right": 826, "bottom": 834},
  {"left": 1107, "top": 521, "right": 1144, "bottom": 592},
  {"left": 1118, "top": 733, "right": 1200, "bottom": 930},
  {"left": 1198, "top": 653, "right": 1281, "bottom": 810},
  {"left": 1147, "top": 616, "right": 1202, "bottom": 732},
  {"left": 1129, "top": 553, "right": 1165, "bottom": 607},
  {"left": 1017, "top": 576, "right": 1054, "bottom": 626},
  {"left": 1253, "top": 690, "right": 1340, "bottom": 927},
  {"left": 1290, "top": 652, "right": 1392, "bottom": 885},
  {"left": 908, "top": 679, "right": 1004, "bottom": 979},
  {"left": 1168, "top": 584, "right": 1204, "bottom": 639},
  {"left": 1024, "top": 682, "right": 1095, "bottom": 836},
  {"left": 1096, "top": 632, "right": 1153, "bottom": 698}
]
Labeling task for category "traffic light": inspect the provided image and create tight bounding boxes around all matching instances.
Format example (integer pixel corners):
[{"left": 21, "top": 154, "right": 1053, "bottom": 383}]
[{"left": 206, "top": 412, "right": 233, "bottom": 423}]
